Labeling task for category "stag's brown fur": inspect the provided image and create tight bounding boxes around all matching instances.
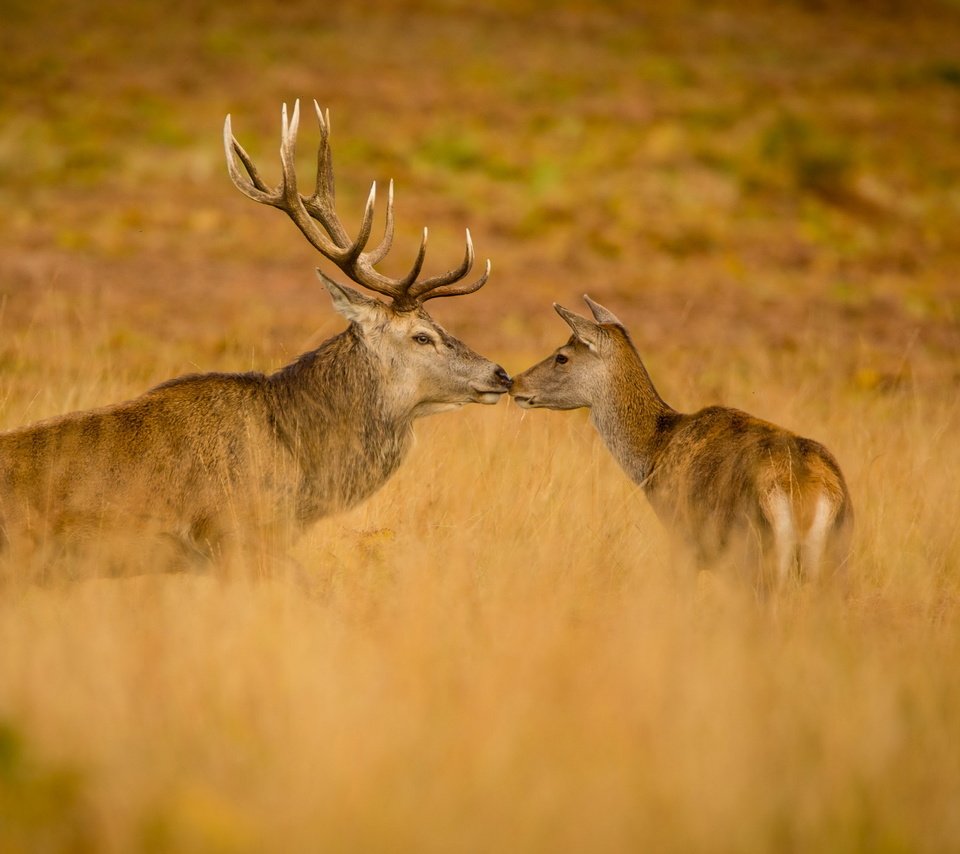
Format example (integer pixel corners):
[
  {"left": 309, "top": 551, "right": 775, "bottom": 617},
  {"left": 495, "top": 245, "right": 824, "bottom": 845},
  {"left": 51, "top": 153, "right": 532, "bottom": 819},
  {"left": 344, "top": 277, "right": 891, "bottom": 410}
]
[
  {"left": 0, "top": 292, "right": 509, "bottom": 581},
  {"left": 511, "top": 296, "right": 852, "bottom": 590},
  {"left": 0, "top": 102, "right": 511, "bottom": 581}
]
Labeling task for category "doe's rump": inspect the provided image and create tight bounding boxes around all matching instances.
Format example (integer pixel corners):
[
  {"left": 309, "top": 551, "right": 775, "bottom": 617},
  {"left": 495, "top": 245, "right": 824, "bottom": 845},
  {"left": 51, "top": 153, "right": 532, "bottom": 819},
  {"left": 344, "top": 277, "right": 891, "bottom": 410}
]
[{"left": 647, "top": 407, "right": 852, "bottom": 587}]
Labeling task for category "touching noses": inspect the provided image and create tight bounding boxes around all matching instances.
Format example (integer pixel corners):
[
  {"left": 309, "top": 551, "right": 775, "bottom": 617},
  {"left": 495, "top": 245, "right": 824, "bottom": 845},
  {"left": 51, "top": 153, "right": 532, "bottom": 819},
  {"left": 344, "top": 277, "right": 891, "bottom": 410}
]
[{"left": 494, "top": 365, "right": 513, "bottom": 390}]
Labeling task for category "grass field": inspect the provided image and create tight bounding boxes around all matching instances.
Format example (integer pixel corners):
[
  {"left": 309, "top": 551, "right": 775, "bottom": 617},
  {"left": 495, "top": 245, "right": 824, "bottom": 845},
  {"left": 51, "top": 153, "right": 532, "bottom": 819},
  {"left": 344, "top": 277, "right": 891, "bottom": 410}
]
[{"left": 2, "top": 1, "right": 960, "bottom": 851}]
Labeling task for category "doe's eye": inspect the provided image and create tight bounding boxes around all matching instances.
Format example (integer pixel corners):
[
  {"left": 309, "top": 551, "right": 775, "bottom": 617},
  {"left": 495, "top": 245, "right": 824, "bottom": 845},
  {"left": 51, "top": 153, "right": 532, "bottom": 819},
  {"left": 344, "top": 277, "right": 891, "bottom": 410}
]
[
  {"left": 413, "top": 333, "right": 432, "bottom": 345},
  {"left": 555, "top": 353, "right": 569, "bottom": 365}
]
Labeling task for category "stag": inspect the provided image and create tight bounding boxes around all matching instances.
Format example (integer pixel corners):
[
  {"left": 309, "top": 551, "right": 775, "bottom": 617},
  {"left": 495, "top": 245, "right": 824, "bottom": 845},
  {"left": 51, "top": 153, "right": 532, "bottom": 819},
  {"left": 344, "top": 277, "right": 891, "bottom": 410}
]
[
  {"left": 511, "top": 296, "right": 852, "bottom": 592},
  {"left": 0, "top": 100, "right": 510, "bottom": 581}
]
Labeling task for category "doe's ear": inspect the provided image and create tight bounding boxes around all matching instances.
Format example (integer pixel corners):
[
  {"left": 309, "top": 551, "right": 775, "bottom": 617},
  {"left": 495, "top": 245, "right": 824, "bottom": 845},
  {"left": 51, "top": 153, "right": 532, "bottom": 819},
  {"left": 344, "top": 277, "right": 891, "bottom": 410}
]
[
  {"left": 317, "top": 269, "right": 385, "bottom": 327},
  {"left": 583, "top": 294, "right": 624, "bottom": 327},
  {"left": 554, "top": 303, "right": 602, "bottom": 352}
]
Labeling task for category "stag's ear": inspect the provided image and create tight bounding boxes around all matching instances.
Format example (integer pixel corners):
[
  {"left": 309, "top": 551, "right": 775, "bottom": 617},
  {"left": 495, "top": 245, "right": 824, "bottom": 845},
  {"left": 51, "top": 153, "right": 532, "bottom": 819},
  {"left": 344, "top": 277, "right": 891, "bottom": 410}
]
[
  {"left": 554, "top": 303, "right": 602, "bottom": 352},
  {"left": 317, "top": 270, "right": 385, "bottom": 328},
  {"left": 583, "top": 294, "right": 624, "bottom": 327}
]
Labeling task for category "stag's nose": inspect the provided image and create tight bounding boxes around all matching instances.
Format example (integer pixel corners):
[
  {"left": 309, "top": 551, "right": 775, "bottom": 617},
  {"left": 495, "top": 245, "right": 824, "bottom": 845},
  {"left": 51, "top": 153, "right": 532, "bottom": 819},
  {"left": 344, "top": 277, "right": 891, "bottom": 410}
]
[{"left": 494, "top": 366, "right": 513, "bottom": 389}]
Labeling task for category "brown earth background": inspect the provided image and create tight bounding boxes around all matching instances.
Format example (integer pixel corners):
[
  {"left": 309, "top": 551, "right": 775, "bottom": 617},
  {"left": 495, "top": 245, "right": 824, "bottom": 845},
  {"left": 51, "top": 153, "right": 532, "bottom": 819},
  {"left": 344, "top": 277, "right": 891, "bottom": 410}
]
[{"left": 1, "top": 1, "right": 959, "bottom": 851}]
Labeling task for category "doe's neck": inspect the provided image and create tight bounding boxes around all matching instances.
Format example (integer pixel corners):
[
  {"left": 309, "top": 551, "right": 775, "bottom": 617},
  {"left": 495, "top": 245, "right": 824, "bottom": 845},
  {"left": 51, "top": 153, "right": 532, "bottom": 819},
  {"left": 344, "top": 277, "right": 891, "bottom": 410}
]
[{"left": 589, "top": 344, "right": 673, "bottom": 485}]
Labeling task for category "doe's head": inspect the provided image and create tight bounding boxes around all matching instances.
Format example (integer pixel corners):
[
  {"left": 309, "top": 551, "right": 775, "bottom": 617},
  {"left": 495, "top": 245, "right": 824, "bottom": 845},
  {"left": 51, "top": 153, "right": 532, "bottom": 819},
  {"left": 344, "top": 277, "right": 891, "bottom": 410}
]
[{"left": 511, "top": 295, "right": 628, "bottom": 411}]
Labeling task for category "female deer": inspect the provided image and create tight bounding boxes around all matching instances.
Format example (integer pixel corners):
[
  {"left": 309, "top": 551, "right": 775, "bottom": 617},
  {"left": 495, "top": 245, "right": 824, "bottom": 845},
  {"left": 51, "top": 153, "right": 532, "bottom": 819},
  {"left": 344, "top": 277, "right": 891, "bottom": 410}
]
[{"left": 511, "top": 296, "right": 852, "bottom": 591}]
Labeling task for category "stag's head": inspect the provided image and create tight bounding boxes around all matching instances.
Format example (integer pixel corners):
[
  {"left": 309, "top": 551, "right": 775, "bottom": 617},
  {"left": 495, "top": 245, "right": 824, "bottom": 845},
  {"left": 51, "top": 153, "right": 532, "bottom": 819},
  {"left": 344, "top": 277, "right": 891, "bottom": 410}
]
[
  {"left": 511, "top": 296, "right": 629, "bottom": 411},
  {"left": 225, "top": 100, "right": 511, "bottom": 417},
  {"left": 318, "top": 274, "right": 511, "bottom": 416}
]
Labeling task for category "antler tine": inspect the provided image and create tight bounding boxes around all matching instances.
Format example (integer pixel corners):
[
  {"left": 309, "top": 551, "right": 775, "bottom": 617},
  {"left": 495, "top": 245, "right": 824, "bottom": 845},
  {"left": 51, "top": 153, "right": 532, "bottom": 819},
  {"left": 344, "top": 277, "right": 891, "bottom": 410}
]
[
  {"left": 299, "top": 101, "right": 376, "bottom": 259},
  {"left": 340, "top": 181, "right": 378, "bottom": 264},
  {"left": 416, "top": 258, "right": 492, "bottom": 302},
  {"left": 397, "top": 227, "right": 429, "bottom": 289},
  {"left": 407, "top": 228, "right": 488, "bottom": 301},
  {"left": 270, "top": 99, "right": 348, "bottom": 259},
  {"left": 224, "top": 114, "right": 278, "bottom": 204},
  {"left": 303, "top": 103, "right": 388, "bottom": 269},
  {"left": 311, "top": 100, "right": 336, "bottom": 210},
  {"left": 365, "top": 178, "right": 396, "bottom": 266},
  {"left": 233, "top": 139, "right": 272, "bottom": 194},
  {"left": 278, "top": 100, "right": 300, "bottom": 206}
]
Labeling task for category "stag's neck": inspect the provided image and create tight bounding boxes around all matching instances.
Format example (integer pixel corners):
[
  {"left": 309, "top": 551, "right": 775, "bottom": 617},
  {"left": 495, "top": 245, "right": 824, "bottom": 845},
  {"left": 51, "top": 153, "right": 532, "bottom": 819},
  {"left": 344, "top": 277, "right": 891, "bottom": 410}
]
[
  {"left": 590, "top": 346, "right": 674, "bottom": 486},
  {"left": 268, "top": 327, "right": 413, "bottom": 523}
]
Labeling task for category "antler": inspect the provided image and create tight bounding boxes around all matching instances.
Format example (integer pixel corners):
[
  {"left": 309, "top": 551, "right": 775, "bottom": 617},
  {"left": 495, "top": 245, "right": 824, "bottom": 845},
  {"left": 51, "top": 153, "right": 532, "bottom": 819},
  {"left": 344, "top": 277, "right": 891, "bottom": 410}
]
[{"left": 224, "top": 100, "right": 490, "bottom": 310}]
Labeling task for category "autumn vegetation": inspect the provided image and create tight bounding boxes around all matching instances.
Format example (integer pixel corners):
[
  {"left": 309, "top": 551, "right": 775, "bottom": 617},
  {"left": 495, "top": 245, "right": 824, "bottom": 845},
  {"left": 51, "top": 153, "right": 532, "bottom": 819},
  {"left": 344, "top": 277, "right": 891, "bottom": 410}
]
[{"left": 1, "top": 1, "right": 959, "bottom": 850}]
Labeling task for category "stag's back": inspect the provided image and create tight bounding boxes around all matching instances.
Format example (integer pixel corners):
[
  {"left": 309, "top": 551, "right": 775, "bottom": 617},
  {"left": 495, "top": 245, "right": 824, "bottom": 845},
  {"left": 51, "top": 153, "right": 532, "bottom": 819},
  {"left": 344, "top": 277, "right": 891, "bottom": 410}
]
[{"left": 0, "top": 374, "right": 294, "bottom": 577}]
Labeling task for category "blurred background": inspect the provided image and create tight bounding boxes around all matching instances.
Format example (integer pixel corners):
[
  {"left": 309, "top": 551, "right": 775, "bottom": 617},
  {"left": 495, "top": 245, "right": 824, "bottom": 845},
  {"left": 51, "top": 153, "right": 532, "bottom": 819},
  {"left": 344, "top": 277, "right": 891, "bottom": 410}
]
[
  {"left": 2, "top": 2, "right": 960, "bottom": 852},
  {"left": 2, "top": 0, "right": 958, "bottom": 390}
]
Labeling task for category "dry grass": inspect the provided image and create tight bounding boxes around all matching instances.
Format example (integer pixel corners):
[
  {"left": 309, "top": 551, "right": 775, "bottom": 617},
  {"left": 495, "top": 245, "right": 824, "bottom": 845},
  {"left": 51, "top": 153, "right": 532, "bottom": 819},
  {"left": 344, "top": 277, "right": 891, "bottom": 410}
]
[
  {"left": 1, "top": 351, "right": 958, "bottom": 852},
  {"left": 2, "top": 0, "right": 960, "bottom": 850}
]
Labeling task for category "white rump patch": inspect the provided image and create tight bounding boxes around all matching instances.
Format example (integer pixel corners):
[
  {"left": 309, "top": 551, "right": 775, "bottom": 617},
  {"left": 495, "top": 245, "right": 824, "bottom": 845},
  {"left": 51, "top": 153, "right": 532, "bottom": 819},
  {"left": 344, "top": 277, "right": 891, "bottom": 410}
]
[
  {"left": 766, "top": 489, "right": 797, "bottom": 585},
  {"left": 801, "top": 494, "right": 836, "bottom": 581}
]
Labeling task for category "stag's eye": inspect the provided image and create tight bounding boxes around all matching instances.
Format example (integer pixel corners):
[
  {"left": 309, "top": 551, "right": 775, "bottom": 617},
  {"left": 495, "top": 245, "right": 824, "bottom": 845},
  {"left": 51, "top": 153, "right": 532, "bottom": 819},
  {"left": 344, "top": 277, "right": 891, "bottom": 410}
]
[
  {"left": 555, "top": 353, "right": 569, "bottom": 365},
  {"left": 413, "top": 333, "right": 433, "bottom": 346}
]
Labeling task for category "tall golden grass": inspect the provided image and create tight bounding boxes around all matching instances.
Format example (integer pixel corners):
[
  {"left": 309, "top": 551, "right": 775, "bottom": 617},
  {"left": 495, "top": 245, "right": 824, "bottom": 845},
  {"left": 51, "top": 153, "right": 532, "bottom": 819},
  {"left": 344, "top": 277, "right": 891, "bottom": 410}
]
[
  {"left": 3, "top": 0, "right": 960, "bottom": 848},
  {"left": 1, "top": 318, "right": 958, "bottom": 852}
]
